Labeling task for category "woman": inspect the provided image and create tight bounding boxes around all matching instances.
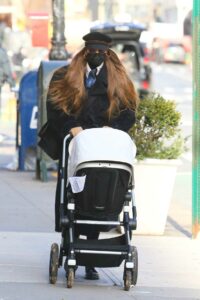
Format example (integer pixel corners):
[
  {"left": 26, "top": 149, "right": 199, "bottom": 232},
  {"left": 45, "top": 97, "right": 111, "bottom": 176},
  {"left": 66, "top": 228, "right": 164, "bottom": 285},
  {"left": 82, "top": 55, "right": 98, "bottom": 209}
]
[{"left": 38, "top": 32, "right": 139, "bottom": 280}]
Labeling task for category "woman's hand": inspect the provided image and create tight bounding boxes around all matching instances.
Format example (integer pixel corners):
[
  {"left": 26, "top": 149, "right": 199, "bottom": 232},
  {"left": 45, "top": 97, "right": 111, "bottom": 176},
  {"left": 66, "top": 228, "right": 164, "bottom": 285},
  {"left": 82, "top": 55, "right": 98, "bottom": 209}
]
[{"left": 70, "top": 127, "right": 83, "bottom": 137}]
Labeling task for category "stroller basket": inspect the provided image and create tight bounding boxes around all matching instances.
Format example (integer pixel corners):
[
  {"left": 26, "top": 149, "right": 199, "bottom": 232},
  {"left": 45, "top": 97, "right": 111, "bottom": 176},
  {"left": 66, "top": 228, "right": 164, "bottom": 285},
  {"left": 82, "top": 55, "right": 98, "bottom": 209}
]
[{"left": 74, "top": 235, "right": 129, "bottom": 267}]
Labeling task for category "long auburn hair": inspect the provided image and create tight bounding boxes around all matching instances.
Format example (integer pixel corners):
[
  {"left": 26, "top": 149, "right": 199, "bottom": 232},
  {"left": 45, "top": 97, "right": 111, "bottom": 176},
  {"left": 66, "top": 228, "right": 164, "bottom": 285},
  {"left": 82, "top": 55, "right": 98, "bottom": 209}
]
[{"left": 49, "top": 47, "right": 139, "bottom": 119}]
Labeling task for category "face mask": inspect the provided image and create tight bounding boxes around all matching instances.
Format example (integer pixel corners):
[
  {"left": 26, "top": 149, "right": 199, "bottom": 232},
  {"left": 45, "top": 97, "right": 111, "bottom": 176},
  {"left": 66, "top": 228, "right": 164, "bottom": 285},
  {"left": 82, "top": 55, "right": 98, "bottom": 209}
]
[{"left": 86, "top": 53, "right": 105, "bottom": 68}]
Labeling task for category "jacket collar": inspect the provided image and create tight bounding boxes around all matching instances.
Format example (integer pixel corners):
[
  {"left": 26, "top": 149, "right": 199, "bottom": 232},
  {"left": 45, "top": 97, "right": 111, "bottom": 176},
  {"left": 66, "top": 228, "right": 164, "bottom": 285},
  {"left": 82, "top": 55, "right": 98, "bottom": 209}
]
[{"left": 86, "top": 62, "right": 104, "bottom": 77}]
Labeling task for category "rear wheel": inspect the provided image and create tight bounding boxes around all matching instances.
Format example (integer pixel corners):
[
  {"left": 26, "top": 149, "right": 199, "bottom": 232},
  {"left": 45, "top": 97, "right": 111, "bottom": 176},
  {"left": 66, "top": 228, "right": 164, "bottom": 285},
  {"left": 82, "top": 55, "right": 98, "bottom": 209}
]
[
  {"left": 67, "top": 268, "right": 74, "bottom": 288},
  {"left": 131, "top": 246, "right": 138, "bottom": 286},
  {"left": 49, "top": 243, "right": 59, "bottom": 284}
]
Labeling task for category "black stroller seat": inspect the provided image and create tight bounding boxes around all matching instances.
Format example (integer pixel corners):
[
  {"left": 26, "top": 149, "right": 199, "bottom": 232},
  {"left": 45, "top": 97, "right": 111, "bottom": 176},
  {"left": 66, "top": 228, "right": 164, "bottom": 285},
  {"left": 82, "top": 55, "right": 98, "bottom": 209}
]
[{"left": 75, "top": 166, "right": 130, "bottom": 218}]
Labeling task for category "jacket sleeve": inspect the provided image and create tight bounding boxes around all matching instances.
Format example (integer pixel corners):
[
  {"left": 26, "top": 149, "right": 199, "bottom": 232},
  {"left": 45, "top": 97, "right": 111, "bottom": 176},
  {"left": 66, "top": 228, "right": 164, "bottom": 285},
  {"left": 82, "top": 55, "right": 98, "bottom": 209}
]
[
  {"left": 47, "top": 101, "right": 81, "bottom": 139},
  {"left": 108, "top": 108, "right": 136, "bottom": 132},
  {"left": 46, "top": 67, "right": 81, "bottom": 139}
]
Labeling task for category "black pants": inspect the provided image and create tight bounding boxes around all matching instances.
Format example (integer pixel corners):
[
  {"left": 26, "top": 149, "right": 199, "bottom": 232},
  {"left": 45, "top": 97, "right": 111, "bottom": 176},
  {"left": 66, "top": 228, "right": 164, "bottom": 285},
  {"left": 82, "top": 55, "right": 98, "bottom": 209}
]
[{"left": 55, "top": 148, "right": 100, "bottom": 240}]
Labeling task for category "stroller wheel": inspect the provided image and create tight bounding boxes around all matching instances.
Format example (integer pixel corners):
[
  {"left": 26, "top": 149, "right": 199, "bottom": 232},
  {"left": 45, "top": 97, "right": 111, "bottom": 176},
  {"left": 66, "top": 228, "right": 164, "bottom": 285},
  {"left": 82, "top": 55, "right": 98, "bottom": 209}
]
[
  {"left": 67, "top": 268, "right": 74, "bottom": 288},
  {"left": 49, "top": 243, "right": 59, "bottom": 284},
  {"left": 124, "top": 269, "right": 132, "bottom": 291},
  {"left": 131, "top": 246, "right": 138, "bottom": 286},
  {"left": 123, "top": 246, "right": 138, "bottom": 291}
]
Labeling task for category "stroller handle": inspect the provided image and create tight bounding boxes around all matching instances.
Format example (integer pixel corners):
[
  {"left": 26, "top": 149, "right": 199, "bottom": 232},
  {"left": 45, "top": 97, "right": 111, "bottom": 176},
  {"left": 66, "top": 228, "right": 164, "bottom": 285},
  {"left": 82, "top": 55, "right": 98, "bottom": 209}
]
[
  {"left": 62, "top": 134, "right": 72, "bottom": 168},
  {"left": 60, "top": 133, "right": 72, "bottom": 205}
]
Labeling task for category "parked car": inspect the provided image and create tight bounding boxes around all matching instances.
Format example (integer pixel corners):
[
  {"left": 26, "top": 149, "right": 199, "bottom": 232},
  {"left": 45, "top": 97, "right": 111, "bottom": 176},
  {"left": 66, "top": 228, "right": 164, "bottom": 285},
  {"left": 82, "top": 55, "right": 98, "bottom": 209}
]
[
  {"left": 90, "top": 22, "right": 152, "bottom": 98},
  {"left": 163, "top": 42, "right": 186, "bottom": 64},
  {"left": 139, "top": 30, "right": 153, "bottom": 80}
]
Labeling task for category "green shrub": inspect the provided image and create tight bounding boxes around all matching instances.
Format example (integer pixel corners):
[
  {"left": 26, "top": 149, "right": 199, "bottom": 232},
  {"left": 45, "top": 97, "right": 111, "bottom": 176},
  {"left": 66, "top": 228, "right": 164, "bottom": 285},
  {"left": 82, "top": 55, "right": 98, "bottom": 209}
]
[{"left": 129, "top": 93, "right": 185, "bottom": 160}]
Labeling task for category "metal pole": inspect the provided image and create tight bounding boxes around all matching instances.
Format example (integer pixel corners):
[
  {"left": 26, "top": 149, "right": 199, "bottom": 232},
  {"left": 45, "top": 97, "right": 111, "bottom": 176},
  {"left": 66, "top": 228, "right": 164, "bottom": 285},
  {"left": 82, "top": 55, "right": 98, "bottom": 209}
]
[
  {"left": 88, "top": 0, "right": 99, "bottom": 21},
  {"left": 104, "top": 0, "right": 113, "bottom": 21},
  {"left": 49, "top": 0, "right": 69, "bottom": 60},
  {"left": 192, "top": 0, "right": 200, "bottom": 238}
]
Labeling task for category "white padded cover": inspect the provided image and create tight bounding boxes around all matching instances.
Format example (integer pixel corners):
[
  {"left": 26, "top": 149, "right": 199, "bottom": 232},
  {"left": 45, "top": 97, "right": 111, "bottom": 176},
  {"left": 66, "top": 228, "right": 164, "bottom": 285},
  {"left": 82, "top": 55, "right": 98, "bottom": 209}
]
[{"left": 67, "top": 128, "right": 136, "bottom": 177}]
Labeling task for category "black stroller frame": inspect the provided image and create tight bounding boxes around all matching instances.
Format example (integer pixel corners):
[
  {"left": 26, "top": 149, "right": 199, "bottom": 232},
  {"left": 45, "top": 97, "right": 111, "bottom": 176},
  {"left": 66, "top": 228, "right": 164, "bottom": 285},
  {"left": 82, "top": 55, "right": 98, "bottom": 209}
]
[{"left": 49, "top": 133, "right": 138, "bottom": 291}]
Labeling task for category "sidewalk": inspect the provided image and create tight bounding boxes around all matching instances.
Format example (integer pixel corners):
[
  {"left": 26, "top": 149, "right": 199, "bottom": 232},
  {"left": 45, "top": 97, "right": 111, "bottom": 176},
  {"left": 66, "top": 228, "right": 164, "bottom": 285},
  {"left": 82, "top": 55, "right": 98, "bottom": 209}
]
[{"left": 0, "top": 169, "right": 200, "bottom": 300}]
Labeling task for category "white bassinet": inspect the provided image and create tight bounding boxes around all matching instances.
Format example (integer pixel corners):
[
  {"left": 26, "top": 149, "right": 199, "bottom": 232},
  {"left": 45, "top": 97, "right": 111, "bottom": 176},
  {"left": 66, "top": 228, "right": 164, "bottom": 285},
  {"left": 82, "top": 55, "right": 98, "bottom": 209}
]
[{"left": 67, "top": 128, "right": 136, "bottom": 179}]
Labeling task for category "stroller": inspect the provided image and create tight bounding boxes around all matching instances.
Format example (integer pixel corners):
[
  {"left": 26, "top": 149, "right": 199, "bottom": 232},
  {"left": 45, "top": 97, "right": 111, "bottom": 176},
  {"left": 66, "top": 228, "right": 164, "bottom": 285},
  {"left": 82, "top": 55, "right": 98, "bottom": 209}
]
[{"left": 49, "top": 128, "right": 138, "bottom": 291}]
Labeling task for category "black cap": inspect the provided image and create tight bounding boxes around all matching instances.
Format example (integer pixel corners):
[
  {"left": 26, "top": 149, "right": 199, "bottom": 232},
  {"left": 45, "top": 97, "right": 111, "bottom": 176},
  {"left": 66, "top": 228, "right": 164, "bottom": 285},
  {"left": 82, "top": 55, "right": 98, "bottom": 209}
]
[{"left": 82, "top": 32, "right": 112, "bottom": 50}]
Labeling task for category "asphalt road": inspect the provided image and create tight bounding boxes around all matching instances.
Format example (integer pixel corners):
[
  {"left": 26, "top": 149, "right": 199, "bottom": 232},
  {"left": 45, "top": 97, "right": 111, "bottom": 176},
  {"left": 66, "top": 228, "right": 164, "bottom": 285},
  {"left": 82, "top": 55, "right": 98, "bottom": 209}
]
[
  {"left": 151, "top": 62, "right": 192, "bottom": 236},
  {"left": 151, "top": 62, "right": 192, "bottom": 172}
]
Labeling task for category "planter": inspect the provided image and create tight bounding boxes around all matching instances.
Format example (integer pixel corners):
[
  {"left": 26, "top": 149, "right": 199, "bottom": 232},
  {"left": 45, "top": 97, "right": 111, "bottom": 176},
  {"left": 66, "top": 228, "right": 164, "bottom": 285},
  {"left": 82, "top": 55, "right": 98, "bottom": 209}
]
[{"left": 133, "top": 159, "right": 181, "bottom": 235}]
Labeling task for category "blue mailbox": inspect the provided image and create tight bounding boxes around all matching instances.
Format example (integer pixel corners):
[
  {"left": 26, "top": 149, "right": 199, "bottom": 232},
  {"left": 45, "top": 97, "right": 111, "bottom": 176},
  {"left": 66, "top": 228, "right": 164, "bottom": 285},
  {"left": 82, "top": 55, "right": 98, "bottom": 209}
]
[{"left": 18, "top": 70, "right": 38, "bottom": 170}]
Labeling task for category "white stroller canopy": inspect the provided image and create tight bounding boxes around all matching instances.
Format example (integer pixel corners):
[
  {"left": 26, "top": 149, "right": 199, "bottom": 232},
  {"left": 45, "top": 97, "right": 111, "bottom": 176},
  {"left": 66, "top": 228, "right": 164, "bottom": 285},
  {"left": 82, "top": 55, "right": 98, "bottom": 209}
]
[{"left": 68, "top": 128, "right": 136, "bottom": 177}]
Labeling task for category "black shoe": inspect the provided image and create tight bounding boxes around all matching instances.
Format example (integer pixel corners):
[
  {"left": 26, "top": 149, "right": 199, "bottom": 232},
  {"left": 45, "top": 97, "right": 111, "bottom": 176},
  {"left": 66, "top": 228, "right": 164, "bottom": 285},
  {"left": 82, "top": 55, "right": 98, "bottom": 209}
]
[{"left": 85, "top": 267, "right": 99, "bottom": 280}]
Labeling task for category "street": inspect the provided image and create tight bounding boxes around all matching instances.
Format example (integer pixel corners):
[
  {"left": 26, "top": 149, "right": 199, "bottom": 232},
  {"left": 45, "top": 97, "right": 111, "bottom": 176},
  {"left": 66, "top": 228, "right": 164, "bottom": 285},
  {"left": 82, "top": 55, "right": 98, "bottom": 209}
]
[
  {"left": 152, "top": 62, "right": 192, "bottom": 167},
  {"left": 151, "top": 62, "right": 192, "bottom": 237}
]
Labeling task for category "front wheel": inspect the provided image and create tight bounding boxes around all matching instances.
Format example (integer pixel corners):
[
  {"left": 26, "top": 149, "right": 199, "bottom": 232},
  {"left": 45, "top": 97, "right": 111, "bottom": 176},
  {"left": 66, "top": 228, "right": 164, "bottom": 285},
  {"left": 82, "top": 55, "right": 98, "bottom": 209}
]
[
  {"left": 124, "top": 269, "right": 132, "bottom": 291},
  {"left": 49, "top": 243, "right": 59, "bottom": 284},
  {"left": 67, "top": 268, "right": 74, "bottom": 288}
]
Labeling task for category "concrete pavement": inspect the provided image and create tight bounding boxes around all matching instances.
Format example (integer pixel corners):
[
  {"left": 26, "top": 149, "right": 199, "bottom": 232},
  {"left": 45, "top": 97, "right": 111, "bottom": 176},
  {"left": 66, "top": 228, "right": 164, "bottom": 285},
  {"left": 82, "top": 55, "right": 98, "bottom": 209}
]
[{"left": 0, "top": 170, "right": 200, "bottom": 299}]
